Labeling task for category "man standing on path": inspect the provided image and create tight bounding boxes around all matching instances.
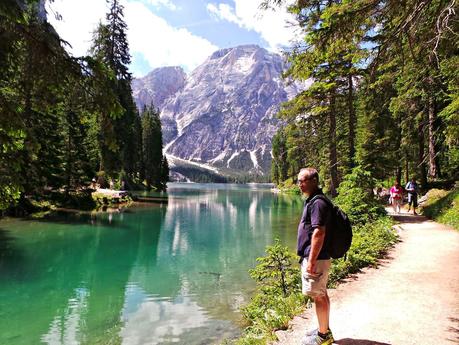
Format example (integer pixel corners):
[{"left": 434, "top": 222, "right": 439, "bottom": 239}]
[
  {"left": 297, "top": 168, "right": 334, "bottom": 345},
  {"left": 405, "top": 177, "right": 419, "bottom": 215}
]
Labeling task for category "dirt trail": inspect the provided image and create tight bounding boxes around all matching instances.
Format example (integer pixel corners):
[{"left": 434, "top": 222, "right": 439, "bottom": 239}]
[{"left": 274, "top": 210, "right": 459, "bottom": 345}]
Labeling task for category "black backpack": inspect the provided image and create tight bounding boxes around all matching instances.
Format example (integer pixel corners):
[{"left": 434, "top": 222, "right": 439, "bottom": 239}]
[{"left": 309, "top": 195, "right": 353, "bottom": 259}]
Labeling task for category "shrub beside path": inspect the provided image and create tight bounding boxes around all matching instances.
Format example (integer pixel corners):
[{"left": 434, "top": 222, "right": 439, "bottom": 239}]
[{"left": 273, "top": 210, "right": 459, "bottom": 345}]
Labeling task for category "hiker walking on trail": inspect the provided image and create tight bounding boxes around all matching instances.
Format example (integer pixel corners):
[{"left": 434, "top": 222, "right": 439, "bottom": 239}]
[
  {"left": 390, "top": 180, "right": 403, "bottom": 214},
  {"left": 405, "top": 177, "right": 419, "bottom": 215},
  {"left": 297, "top": 168, "right": 334, "bottom": 345}
]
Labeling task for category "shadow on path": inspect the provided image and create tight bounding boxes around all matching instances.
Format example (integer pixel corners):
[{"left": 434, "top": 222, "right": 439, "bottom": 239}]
[
  {"left": 335, "top": 339, "right": 391, "bottom": 345},
  {"left": 447, "top": 317, "right": 459, "bottom": 343},
  {"left": 388, "top": 212, "right": 427, "bottom": 224}
]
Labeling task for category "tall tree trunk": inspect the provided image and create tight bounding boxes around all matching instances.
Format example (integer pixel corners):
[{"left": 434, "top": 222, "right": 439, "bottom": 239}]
[
  {"left": 21, "top": 73, "right": 34, "bottom": 195},
  {"left": 427, "top": 91, "right": 438, "bottom": 178},
  {"left": 328, "top": 94, "right": 338, "bottom": 197},
  {"left": 395, "top": 113, "right": 402, "bottom": 183},
  {"left": 66, "top": 116, "right": 72, "bottom": 195},
  {"left": 347, "top": 73, "right": 356, "bottom": 169},
  {"left": 418, "top": 121, "right": 428, "bottom": 188},
  {"left": 396, "top": 167, "right": 402, "bottom": 183},
  {"left": 404, "top": 153, "right": 409, "bottom": 185}
]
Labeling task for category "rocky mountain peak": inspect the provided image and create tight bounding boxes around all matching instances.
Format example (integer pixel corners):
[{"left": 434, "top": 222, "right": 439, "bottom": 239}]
[
  {"left": 132, "top": 45, "right": 301, "bottom": 179},
  {"left": 132, "top": 66, "right": 186, "bottom": 111}
]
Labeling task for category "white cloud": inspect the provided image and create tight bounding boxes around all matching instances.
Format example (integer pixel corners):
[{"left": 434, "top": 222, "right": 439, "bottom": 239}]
[
  {"left": 46, "top": 0, "right": 217, "bottom": 76},
  {"left": 144, "top": 0, "right": 178, "bottom": 11},
  {"left": 206, "top": 0, "right": 299, "bottom": 52},
  {"left": 124, "top": 1, "right": 217, "bottom": 74},
  {"left": 207, "top": 3, "right": 242, "bottom": 25},
  {"left": 46, "top": 0, "right": 108, "bottom": 57}
]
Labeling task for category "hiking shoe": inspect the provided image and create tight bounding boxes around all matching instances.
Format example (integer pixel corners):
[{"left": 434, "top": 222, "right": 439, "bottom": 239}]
[
  {"left": 300, "top": 329, "right": 334, "bottom": 345},
  {"left": 304, "top": 328, "right": 332, "bottom": 337}
]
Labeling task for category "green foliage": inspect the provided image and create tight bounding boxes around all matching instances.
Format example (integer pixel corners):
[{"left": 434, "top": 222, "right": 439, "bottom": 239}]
[
  {"left": 334, "top": 167, "right": 386, "bottom": 225},
  {"left": 355, "top": 69, "right": 399, "bottom": 181},
  {"left": 267, "top": 0, "right": 458, "bottom": 191},
  {"left": 421, "top": 187, "right": 459, "bottom": 230},
  {"left": 235, "top": 240, "right": 306, "bottom": 344},
  {"left": 91, "top": 191, "right": 132, "bottom": 208},
  {"left": 271, "top": 130, "right": 288, "bottom": 185},
  {"left": 438, "top": 56, "right": 459, "bottom": 178},
  {"left": 49, "top": 190, "right": 98, "bottom": 210},
  {"left": 248, "top": 239, "right": 301, "bottom": 297},
  {"left": 172, "top": 165, "right": 227, "bottom": 183},
  {"left": 276, "top": 178, "right": 301, "bottom": 195},
  {"left": 89, "top": 0, "right": 137, "bottom": 177},
  {"left": 0, "top": 184, "right": 22, "bottom": 211},
  {"left": 141, "top": 104, "right": 168, "bottom": 190},
  {"left": 237, "top": 293, "right": 306, "bottom": 344},
  {"left": 0, "top": 1, "right": 94, "bottom": 207},
  {"left": 0, "top": 0, "right": 170, "bottom": 212}
]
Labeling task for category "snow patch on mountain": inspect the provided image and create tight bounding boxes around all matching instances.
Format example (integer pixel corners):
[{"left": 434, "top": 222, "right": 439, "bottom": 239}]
[
  {"left": 226, "top": 152, "right": 240, "bottom": 169},
  {"left": 166, "top": 154, "right": 220, "bottom": 174},
  {"left": 234, "top": 55, "right": 255, "bottom": 74},
  {"left": 249, "top": 150, "right": 260, "bottom": 171}
]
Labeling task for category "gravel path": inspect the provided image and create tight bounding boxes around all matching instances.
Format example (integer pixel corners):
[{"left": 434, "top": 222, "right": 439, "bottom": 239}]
[{"left": 273, "top": 210, "right": 459, "bottom": 345}]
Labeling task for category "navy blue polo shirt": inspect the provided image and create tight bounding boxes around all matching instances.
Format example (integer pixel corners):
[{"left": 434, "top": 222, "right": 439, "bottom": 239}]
[{"left": 297, "top": 190, "right": 331, "bottom": 260}]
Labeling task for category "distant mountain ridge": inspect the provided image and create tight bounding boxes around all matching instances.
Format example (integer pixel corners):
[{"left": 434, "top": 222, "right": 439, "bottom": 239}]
[
  {"left": 131, "top": 45, "right": 302, "bottom": 180},
  {"left": 132, "top": 66, "right": 186, "bottom": 111}
]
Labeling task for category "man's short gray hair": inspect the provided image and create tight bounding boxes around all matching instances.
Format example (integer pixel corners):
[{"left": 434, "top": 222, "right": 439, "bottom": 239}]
[{"left": 299, "top": 168, "right": 319, "bottom": 183}]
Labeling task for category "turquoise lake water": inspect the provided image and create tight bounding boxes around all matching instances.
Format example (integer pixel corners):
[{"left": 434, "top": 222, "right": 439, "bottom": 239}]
[{"left": 0, "top": 183, "right": 303, "bottom": 345}]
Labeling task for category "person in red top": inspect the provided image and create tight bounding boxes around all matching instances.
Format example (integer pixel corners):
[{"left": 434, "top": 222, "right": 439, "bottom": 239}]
[{"left": 390, "top": 180, "right": 403, "bottom": 213}]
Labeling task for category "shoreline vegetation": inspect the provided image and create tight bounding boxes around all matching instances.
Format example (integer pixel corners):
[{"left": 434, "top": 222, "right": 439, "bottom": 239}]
[
  {"left": 1, "top": 181, "right": 275, "bottom": 220},
  {"left": 2, "top": 187, "right": 134, "bottom": 219}
]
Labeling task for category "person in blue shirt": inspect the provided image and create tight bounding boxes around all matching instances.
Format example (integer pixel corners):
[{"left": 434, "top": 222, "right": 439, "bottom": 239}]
[
  {"left": 297, "top": 168, "right": 334, "bottom": 345},
  {"left": 405, "top": 177, "right": 419, "bottom": 215}
]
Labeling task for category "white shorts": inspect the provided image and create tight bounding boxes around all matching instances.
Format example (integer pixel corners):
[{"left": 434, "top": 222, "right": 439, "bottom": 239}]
[{"left": 301, "top": 259, "right": 331, "bottom": 298}]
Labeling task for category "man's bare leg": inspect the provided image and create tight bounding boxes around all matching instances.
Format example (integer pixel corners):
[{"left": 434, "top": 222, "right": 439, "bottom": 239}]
[{"left": 314, "top": 292, "right": 330, "bottom": 334}]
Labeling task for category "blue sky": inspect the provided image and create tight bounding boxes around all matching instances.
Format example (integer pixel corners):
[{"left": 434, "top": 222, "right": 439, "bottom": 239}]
[{"left": 47, "top": 0, "right": 297, "bottom": 77}]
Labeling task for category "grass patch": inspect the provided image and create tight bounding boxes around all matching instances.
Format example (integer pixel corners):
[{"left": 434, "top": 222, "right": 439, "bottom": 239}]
[
  {"left": 91, "top": 191, "right": 132, "bottom": 208},
  {"left": 421, "top": 186, "right": 459, "bottom": 230}
]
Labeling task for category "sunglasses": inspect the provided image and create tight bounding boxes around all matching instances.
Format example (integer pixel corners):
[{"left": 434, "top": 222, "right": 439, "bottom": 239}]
[{"left": 297, "top": 177, "right": 314, "bottom": 184}]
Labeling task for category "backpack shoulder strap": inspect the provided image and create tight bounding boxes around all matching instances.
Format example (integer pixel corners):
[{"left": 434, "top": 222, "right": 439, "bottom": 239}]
[
  {"left": 306, "top": 195, "right": 334, "bottom": 221},
  {"left": 309, "top": 194, "right": 333, "bottom": 207}
]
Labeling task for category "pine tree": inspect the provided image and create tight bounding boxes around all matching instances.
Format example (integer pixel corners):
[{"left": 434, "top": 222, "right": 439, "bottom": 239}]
[
  {"left": 141, "top": 104, "right": 167, "bottom": 190},
  {"left": 160, "top": 156, "right": 170, "bottom": 188},
  {"left": 89, "top": 0, "right": 142, "bottom": 183},
  {"left": 271, "top": 130, "right": 288, "bottom": 184}
]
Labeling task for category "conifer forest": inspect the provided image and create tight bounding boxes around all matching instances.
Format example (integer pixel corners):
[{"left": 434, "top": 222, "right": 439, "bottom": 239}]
[
  {"left": 0, "top": 0, "right": 168, "bottom": 211},
  {"left": 268, "top": 0, "right": 458, "bottom": 195}
]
